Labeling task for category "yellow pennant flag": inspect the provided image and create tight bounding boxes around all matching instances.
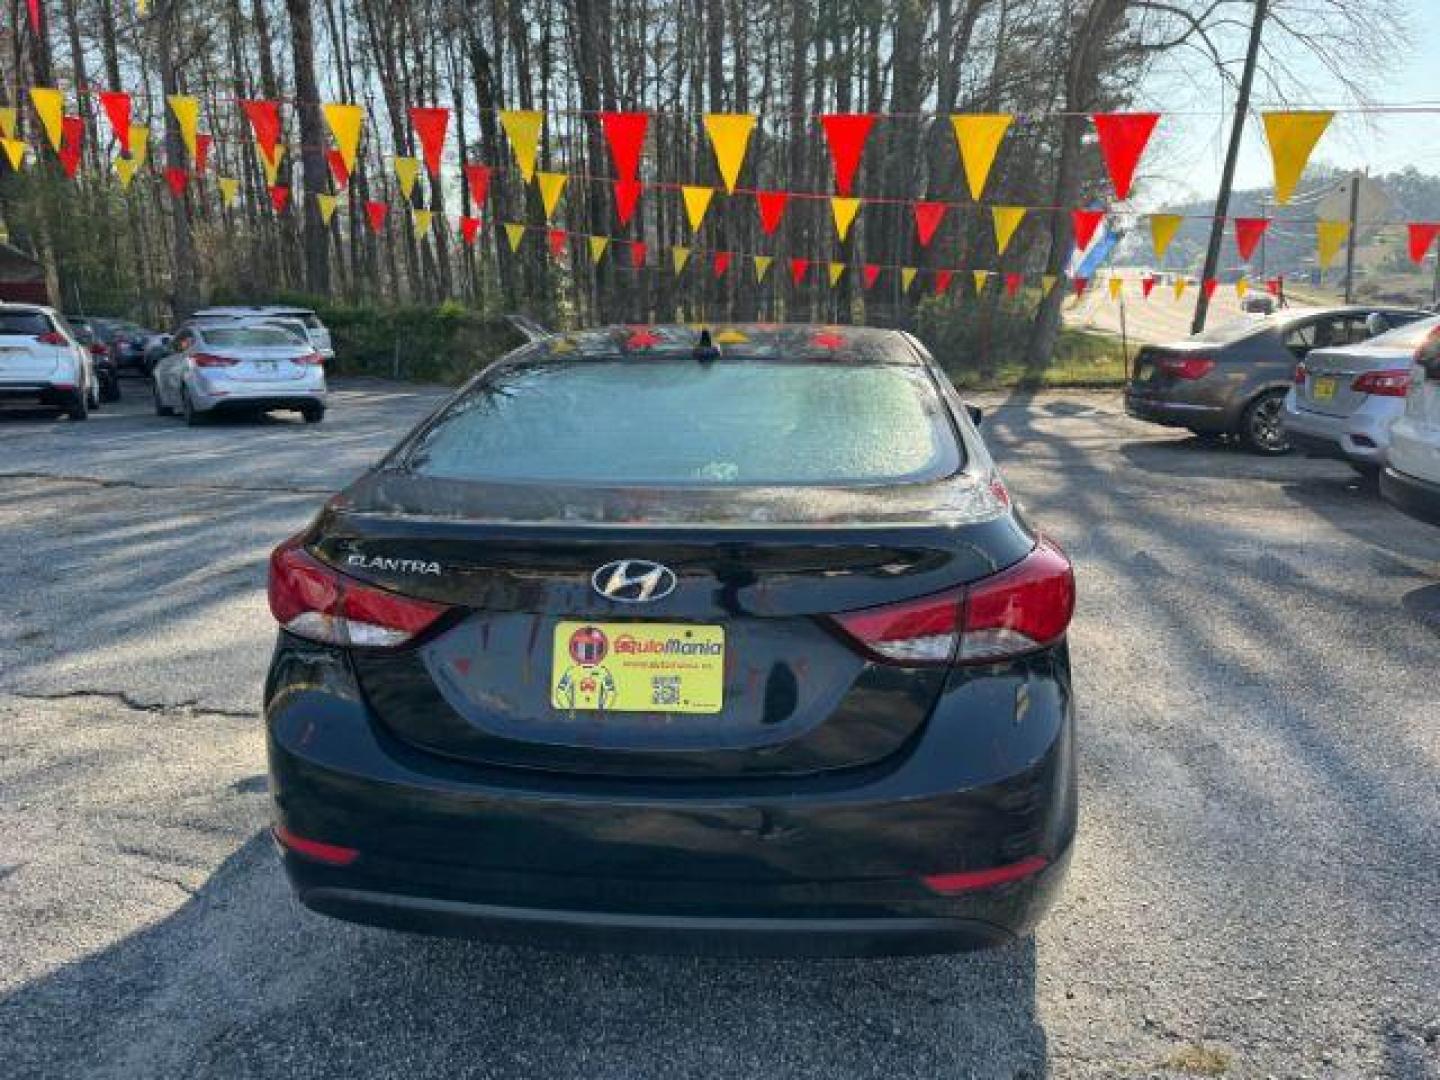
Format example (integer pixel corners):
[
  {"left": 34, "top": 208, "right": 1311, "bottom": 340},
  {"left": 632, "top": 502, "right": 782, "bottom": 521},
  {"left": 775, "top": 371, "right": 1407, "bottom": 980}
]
[
  {"left": 952, "top": 114, "right": 1012, "bottom": 201},
  {"left": 671, "top": 245, "right": 691, "bottom": 274},
  {"left": 536, "top": 171, "right": 567, "bottom": 221},
  {"left": 828, "top": 262, "right": 845, "bottom": 286},
  {"left": 1149, "top": 213, "right": 1182, "bottom": 259},
  {"left": 29, "top": 88, "right": 65, "bottom": 151},
  {"left": 322, "top": 103, "right": 363, "bottom": 172},
  {"left": 0, "top": 107, "right": 16, "bottom": 140},
  {"left": 1316, "top": 220, "right": 1350, "bottom": 270},
  {"left": 167, "top": 94, "right": 200, "bottom": 161},
  {"left": 972, "top": 270, "right": 991, "bottom": 295},
  {"left": 499, "top": 110, "right": 544, "bottom": 182},
  {"left": 1173, "top": 277, "right": 1188, "bottom": 301},
  {"left": 412, "top": 209, "right": 433, "bottom": 238},
  {"left": 217, "top": 177, "right": 240, "bottom": 207},
  {"left": 1263, "top": 111, "right": 1333, "bottom": 205},
  {"left": 752, "top": 255, "right": 773, "bottom": 283},
  {"left": 261, "top": 146, "right": 285, "bottom": 187},
  {"left": 128, "top": 126, "right": 150, "bottom": 167},
  {"left": 1235, "top": 277, "right": 1249, "bottom": 300},
  {"left": 1041, "top": 274, "right": 1059, "bottom": 298},
  {"left": 315, "top": 193, "right": 339, "bottom": 225},
  {"left": 504, "top": 222, "right": 526, "bottom": 252},
  {"left": 830, "top": 196, "right": 861, "bottom": 242},
  {"left": 901, "top": 267, "right": 918, "bottom": 292},
  {"left": 588, "top": 236, "right": 610, "bottom": 264},
  {"left": 114, "top": 156, "right": 138, "bottom": 187},
  {"left": 393, "top": 156, "right": 421, "bottom": 200},
  {"left": 2, "top": 139, "right": 27, "bottom": 171},
  {"left": 682, "top": 185, "right": 714, "bottom": 232},
  {"left": 1108, "top": 276, "right": 1124, "bottom": 301},
  {"left": 991, "top": 206, "right": 1026, "bottom": 256},
  {"left": 704, "top": 113, "right": 756, "bottom": 194}
]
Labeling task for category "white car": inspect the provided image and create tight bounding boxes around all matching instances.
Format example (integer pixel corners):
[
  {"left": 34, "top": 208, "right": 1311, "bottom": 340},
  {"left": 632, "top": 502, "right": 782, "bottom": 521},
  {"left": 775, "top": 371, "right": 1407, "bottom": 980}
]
[
  {"left": 0, "top": 303, "right": 99, "bottom": 420},
  {"left": 1381, "top": 323, "right": 1440, "bottom": 526},
  {"left": 152, "top": 322, "right": 327, "bottom": 425},
  {"left": 190, "top": 305, "right": 334, "bottom": 359}
]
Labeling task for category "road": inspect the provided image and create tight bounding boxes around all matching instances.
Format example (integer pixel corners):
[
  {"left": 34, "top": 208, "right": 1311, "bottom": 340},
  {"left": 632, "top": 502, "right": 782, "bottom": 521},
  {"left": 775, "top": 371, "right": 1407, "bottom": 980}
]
[
  {"left": 1, "top": 378, "right": 1437, "bottom": 1079},
  {"left": 1065, "top": 286, "right": 1249, "bottom": 345}
]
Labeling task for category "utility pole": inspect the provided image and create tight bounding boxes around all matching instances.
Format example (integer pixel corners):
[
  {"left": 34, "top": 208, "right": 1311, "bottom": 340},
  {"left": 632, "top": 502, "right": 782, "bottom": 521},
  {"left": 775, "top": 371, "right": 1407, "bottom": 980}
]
[
  {"left": 1192, "top": 0, "right": 1270, "bottom": 334},
  {"left": 1342, "top": 172, "right": 1361, "bottom": 303}
]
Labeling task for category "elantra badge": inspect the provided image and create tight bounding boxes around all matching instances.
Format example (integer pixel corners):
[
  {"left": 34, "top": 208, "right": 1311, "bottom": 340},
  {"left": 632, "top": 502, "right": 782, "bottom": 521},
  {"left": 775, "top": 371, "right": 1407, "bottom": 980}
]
[{"left": 592, "top": 559, "right": 677, "bottom": 603}]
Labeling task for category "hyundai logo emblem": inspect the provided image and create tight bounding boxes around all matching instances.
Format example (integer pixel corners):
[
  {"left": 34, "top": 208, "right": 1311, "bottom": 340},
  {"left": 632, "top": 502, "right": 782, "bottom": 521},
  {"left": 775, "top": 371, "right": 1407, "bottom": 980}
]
[{"left": 592, "top": 559, "right": 677, "bottom": 603}]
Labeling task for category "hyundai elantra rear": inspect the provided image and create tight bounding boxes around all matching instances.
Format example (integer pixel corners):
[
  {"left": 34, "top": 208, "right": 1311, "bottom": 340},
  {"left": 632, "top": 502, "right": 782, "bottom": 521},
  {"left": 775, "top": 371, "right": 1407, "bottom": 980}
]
[{"left": 264, "top": 325, "right": 1077, "bottom": 956}]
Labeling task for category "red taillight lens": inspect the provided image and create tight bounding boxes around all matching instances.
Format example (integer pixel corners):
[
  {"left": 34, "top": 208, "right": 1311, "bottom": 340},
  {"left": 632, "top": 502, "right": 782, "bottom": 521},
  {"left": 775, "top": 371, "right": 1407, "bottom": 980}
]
[
  {"left": 35, "top": 331, "right": 66, "bottom": 345},
  {"left": 267, "top": 536, "right": 450, "bottom": 648},
  {"left": 1293, "top": 361, "right": 1307, "bottom": 386},
  {"left": 922, "top": 855, "right": 1049, "bottom": 895},
  {"left": 1351, "top": 368, "right": 1412, "bottom": 398},
  {"left": 1157, "top": 356, "right": 1216, "bottom": 380},
  {"left": 192, "top": 352, "right": 239, "bottom": 367},
  {"left": 833, "top": 538, "right": 1075, "bottom": 666},
  {"left": 291, "top": 352, "right": 324, "bottom": 366}
]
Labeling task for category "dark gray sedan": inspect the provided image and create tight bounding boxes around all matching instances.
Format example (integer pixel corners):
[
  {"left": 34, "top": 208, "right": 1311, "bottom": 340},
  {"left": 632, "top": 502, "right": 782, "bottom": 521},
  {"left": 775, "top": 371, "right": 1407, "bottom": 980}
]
[{"left": 1124, "top": 305, "right": 1429, "bottom": 454}]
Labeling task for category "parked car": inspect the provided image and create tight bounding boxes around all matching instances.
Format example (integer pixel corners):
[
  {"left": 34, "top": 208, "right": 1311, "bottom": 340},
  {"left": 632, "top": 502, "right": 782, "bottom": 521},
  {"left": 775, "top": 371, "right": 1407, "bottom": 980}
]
[
  {"left": 1282, "top": 314, "right": 1440, "bottom": 474},
  {"left": 91, "top": 318, "right": 154, "bottom": 375},
  {"left": 152, "top": 321, "right": 327, "bottom": 425},
  {"left": 265, "top": 324, "right": 1077, "bottom": 956},
  {"left": 1381, "top": 323, "right": 1440, "bottom": 526},
  {"left": 66, "top": 321, "right": 122, "bottom": 403},
  {"left": 0, "top": 303, "right": 99, "bottom": 419},
  {"left": 190, "top": 305, "right": 334, "bottom": 358},
  {"left": 1125, "top": 305, "right": 1429, "bottom": 454}
]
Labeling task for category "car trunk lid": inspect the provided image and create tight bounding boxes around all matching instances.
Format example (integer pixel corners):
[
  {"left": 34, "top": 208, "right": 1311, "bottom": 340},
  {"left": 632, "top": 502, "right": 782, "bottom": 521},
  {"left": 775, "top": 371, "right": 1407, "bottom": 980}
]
[{"left": 1299, "top": 345, "right": 1400, "bottom": 417}]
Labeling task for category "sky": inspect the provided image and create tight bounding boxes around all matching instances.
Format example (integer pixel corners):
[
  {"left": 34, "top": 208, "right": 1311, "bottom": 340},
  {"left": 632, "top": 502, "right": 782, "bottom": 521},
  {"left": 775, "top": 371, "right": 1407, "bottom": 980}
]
[{"left": 1136, "top": 0, "right": 1440, "bottom": 211}]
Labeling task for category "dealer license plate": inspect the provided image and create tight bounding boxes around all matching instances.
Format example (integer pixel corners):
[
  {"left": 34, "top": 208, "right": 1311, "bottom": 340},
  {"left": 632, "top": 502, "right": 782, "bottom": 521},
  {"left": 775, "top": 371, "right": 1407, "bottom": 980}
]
[{"left": 551, "top": 621, "right": 725, "bottom": 714}]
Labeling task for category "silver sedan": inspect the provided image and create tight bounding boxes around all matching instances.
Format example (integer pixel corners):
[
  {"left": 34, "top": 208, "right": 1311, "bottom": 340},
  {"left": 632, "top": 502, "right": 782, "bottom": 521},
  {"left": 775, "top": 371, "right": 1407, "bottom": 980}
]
[{"left": 152, "top": 323, "right": 327, "bottom": 425}]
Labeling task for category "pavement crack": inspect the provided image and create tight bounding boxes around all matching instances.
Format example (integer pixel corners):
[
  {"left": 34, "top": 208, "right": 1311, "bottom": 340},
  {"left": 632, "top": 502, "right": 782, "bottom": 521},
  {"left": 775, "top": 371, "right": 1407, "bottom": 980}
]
[
  {"left": 0, "top": 470, "right": 332, "bottom": 496},
  {"left": 8, "top": 688, "right": 255, "bottom": 720}
]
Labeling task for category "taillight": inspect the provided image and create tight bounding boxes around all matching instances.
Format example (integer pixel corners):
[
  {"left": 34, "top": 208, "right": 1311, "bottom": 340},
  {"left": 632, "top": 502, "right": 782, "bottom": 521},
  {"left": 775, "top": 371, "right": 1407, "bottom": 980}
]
[
  {"left": 267, "top": 536, "right": 451, "bottom": 648},
  {"left": 1293, "top": 361, "right": 1307, "bottom": 386},
  {"left": 192, "top": 352, "right": 239, "bottom": 367},
  {"left": 35, "top": 331, "right": 66, "bottom": 345},
  {"left": 90, "top": 343, "right": 108, "bottom": 356},
  {"left": 1157, "top": 355, "right": 1216, "bottom": 380},
  {"left": 832, "top": 538, "right": 1075, "bottom": 665},
  {"left": 1351, "top": 368, "right": 1412, "bottom": 397},
  {"left": 291, "top": 352, "right": 324, "bottom": 365}
]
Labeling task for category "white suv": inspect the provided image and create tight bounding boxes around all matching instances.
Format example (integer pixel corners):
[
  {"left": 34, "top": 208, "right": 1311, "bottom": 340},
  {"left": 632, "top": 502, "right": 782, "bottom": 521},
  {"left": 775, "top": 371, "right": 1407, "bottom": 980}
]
[
  {"left": 0, "top": 304, "right": 98, "bottom": 420},
  {"left": 1381, "top": 323, "right": 1440, "bottom": 526},
  {"left": 190, "top": 305, "right": 334, "bottom": 359}
]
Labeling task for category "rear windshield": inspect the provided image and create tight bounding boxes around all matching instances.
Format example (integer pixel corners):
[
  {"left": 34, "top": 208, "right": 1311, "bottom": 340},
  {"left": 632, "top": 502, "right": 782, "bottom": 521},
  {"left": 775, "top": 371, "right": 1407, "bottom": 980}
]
[
  {"left": 1367, "top": 314, "right": 1440, "bottom": 350},
  {"left": 405, "top": 360, "right": 962, "bottom": 486},
  {"left": 198, "top": 326, "right": 301, "bottom": 348},
  {"left": 0, "top": 311, "right": 54, "bottom": 336}
]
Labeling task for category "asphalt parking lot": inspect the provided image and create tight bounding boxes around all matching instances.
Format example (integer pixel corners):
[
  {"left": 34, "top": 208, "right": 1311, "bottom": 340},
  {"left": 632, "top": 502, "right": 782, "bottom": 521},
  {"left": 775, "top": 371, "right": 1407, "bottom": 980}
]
[{"left": 1, "top": 378, "right": 1437, "bottom": 1079}]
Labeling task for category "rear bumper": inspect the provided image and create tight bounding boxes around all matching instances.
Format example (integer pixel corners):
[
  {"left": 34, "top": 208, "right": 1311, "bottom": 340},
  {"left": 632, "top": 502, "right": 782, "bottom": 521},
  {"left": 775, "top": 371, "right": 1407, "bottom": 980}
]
[
  {"left": 0, "top": 383, "right": 80, "bottom": 407},
  {"left": 1381, "top": 466, "right": 1440, "bottom": 526},
  {"left": 1282, "top": 395, "right": 1395, "bottom": 465},
  {"left": 266, "top": 640, "right": 1077, "bottom": 956},
  {"left": 192, "top": 383, "right": 326, "bottom": 413},
  {"left": 1124, "top": 391, "right": 1227, "bottom": 432}
]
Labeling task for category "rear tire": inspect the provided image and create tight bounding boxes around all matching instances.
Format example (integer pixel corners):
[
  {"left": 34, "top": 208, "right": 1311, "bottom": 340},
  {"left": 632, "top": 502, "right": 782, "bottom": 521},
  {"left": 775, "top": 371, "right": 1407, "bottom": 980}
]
[
  {"left": 181, "top": 387, "right": 202, "bottom": 427},
  {"left": 153, "top": 379, "right": 173, "bottom": 416},
  {"left": 66, "top": 389, "right": 89, "bottom": 422},
  {"left": 1239, "top": 390, "right": 1290, "bottom": 455},
  {"left": 301, "top": 402, "right": 325, "bottom": 424},
  {"left": 101, "top": 374, "right": 121, "bottom": 403}
]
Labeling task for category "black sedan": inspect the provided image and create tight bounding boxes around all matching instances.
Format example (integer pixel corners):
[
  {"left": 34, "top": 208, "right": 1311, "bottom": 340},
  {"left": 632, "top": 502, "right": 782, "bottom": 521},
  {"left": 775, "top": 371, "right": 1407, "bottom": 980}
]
[{"left": 264, "top": 325, "right": 1077, "bottom": 957}]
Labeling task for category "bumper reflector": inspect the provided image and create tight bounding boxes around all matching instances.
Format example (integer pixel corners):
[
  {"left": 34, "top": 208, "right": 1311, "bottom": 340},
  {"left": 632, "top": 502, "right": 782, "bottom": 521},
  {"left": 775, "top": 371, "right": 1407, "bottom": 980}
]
[
  {"left": 273, "top": 825, "right": 359, "bottom": 866},
  {"left": 921, "top": 855, "right": 1048, "bottom": 895}
]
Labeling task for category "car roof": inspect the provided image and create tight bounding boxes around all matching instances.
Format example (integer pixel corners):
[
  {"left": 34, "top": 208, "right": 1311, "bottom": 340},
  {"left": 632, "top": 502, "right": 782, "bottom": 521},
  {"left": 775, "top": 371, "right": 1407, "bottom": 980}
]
[
  {"left": 524, "top": 324, "right": 923, "bottom": 366},
  {"left": 192, "top": 305, "right": 316, "bottom": 315}
]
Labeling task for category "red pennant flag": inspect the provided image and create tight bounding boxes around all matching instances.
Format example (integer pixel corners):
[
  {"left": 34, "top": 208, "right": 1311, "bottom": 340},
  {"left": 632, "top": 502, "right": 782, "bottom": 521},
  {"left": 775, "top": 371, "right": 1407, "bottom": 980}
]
[
  {"left": 365, "top": 201, "right": 388, "bottom": 233},
  {"left": 58, "top": 116, "right": 84, "bottom": 178},
  {"left": 1407, "top": 222, "right": 1440, "bottom": 264},
  {"left": 1072, "top": 276, "right": 1089, "bottom": 297},
  {"left": 241, "top": 99, "right": 283, "bottom": 161},
  {"left": 1141, "top": 275, "right": 1156, "bottom": 299},
  {"left": 327, "top": 149, "right": 350, "bottom": 189},
  {"left": 628, "top": 240, "right": 647, "bottom": 268},
  {"left": 819, "top": 113, "right": 876, "bottom": 196},
  {"left": 1202, "top": 278, "right": 1219, "bottom": 299},
  {"left": 1004, "top": 272, "right": 1023, "bottom": 298},
  {"left": 1265, "top": 277, "right": 1282, "bottom": 296},
  {"left": 269, "top": 184, "right": 290, "bottom": 213},
  {"left": 862, "top": 264, "right": 881, "bottom": 290},
  {"left": 464, "top": 163, "right": 492, "bottom": 207},
  {"left": 788, "top": 257, "right": 809, "bottom": 286},
  {"left": 599, "top": 112, "right": 649, "bottom": 182},
  {"left": 194, "top": 133, "right": 213, "bottom": 174},
  {"left": 25, "top": 0, "right": 39, "bottom": 31},
  {"left": 756, "top": 191, "right": 789, "bottom": 235},
  {"left": 98, "top": 92, "right": 132, "bottom": 154},
  {"left": 1090, "top": 112, "right": 1160, "bottom": 200},
  {"left": 164, "top": 165, "right": 188, "bottom": 197},
  {"left": 712, "top": 251, "right": 732, "bottom": 278},
  {"left": 1233, "top": 217, "right": 1269, "bottom": 262},
  {"left": 614, "top": 178, "right": 642, "bottom": 226},
  {"left": 1071, "top": 209, "right": 1105, "bottom": 251},
  {"left": 459, "top": 215, "right": 482, "bottom": 246},
  {"left": 547, "top": 228, "right": 568, "bottom": 259},
  {"left": 934, "top": 269, "right": 954, "bottom": 296},
  {"left": 914, "top": 202, "right": 948, "bottom": 247},
  {"left": 408, "top": 107, "right": 450, "bottom": 177}
]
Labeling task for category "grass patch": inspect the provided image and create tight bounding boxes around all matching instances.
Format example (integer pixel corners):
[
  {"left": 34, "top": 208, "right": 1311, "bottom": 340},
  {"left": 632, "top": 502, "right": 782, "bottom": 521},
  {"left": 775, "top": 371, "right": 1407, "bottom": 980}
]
[
  {"left": 1162, "top": 1043, "right": 1232, "bottom": 1076},
  {"left": 947, "top": 328, "right": 1129, "bottom": 390}
]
